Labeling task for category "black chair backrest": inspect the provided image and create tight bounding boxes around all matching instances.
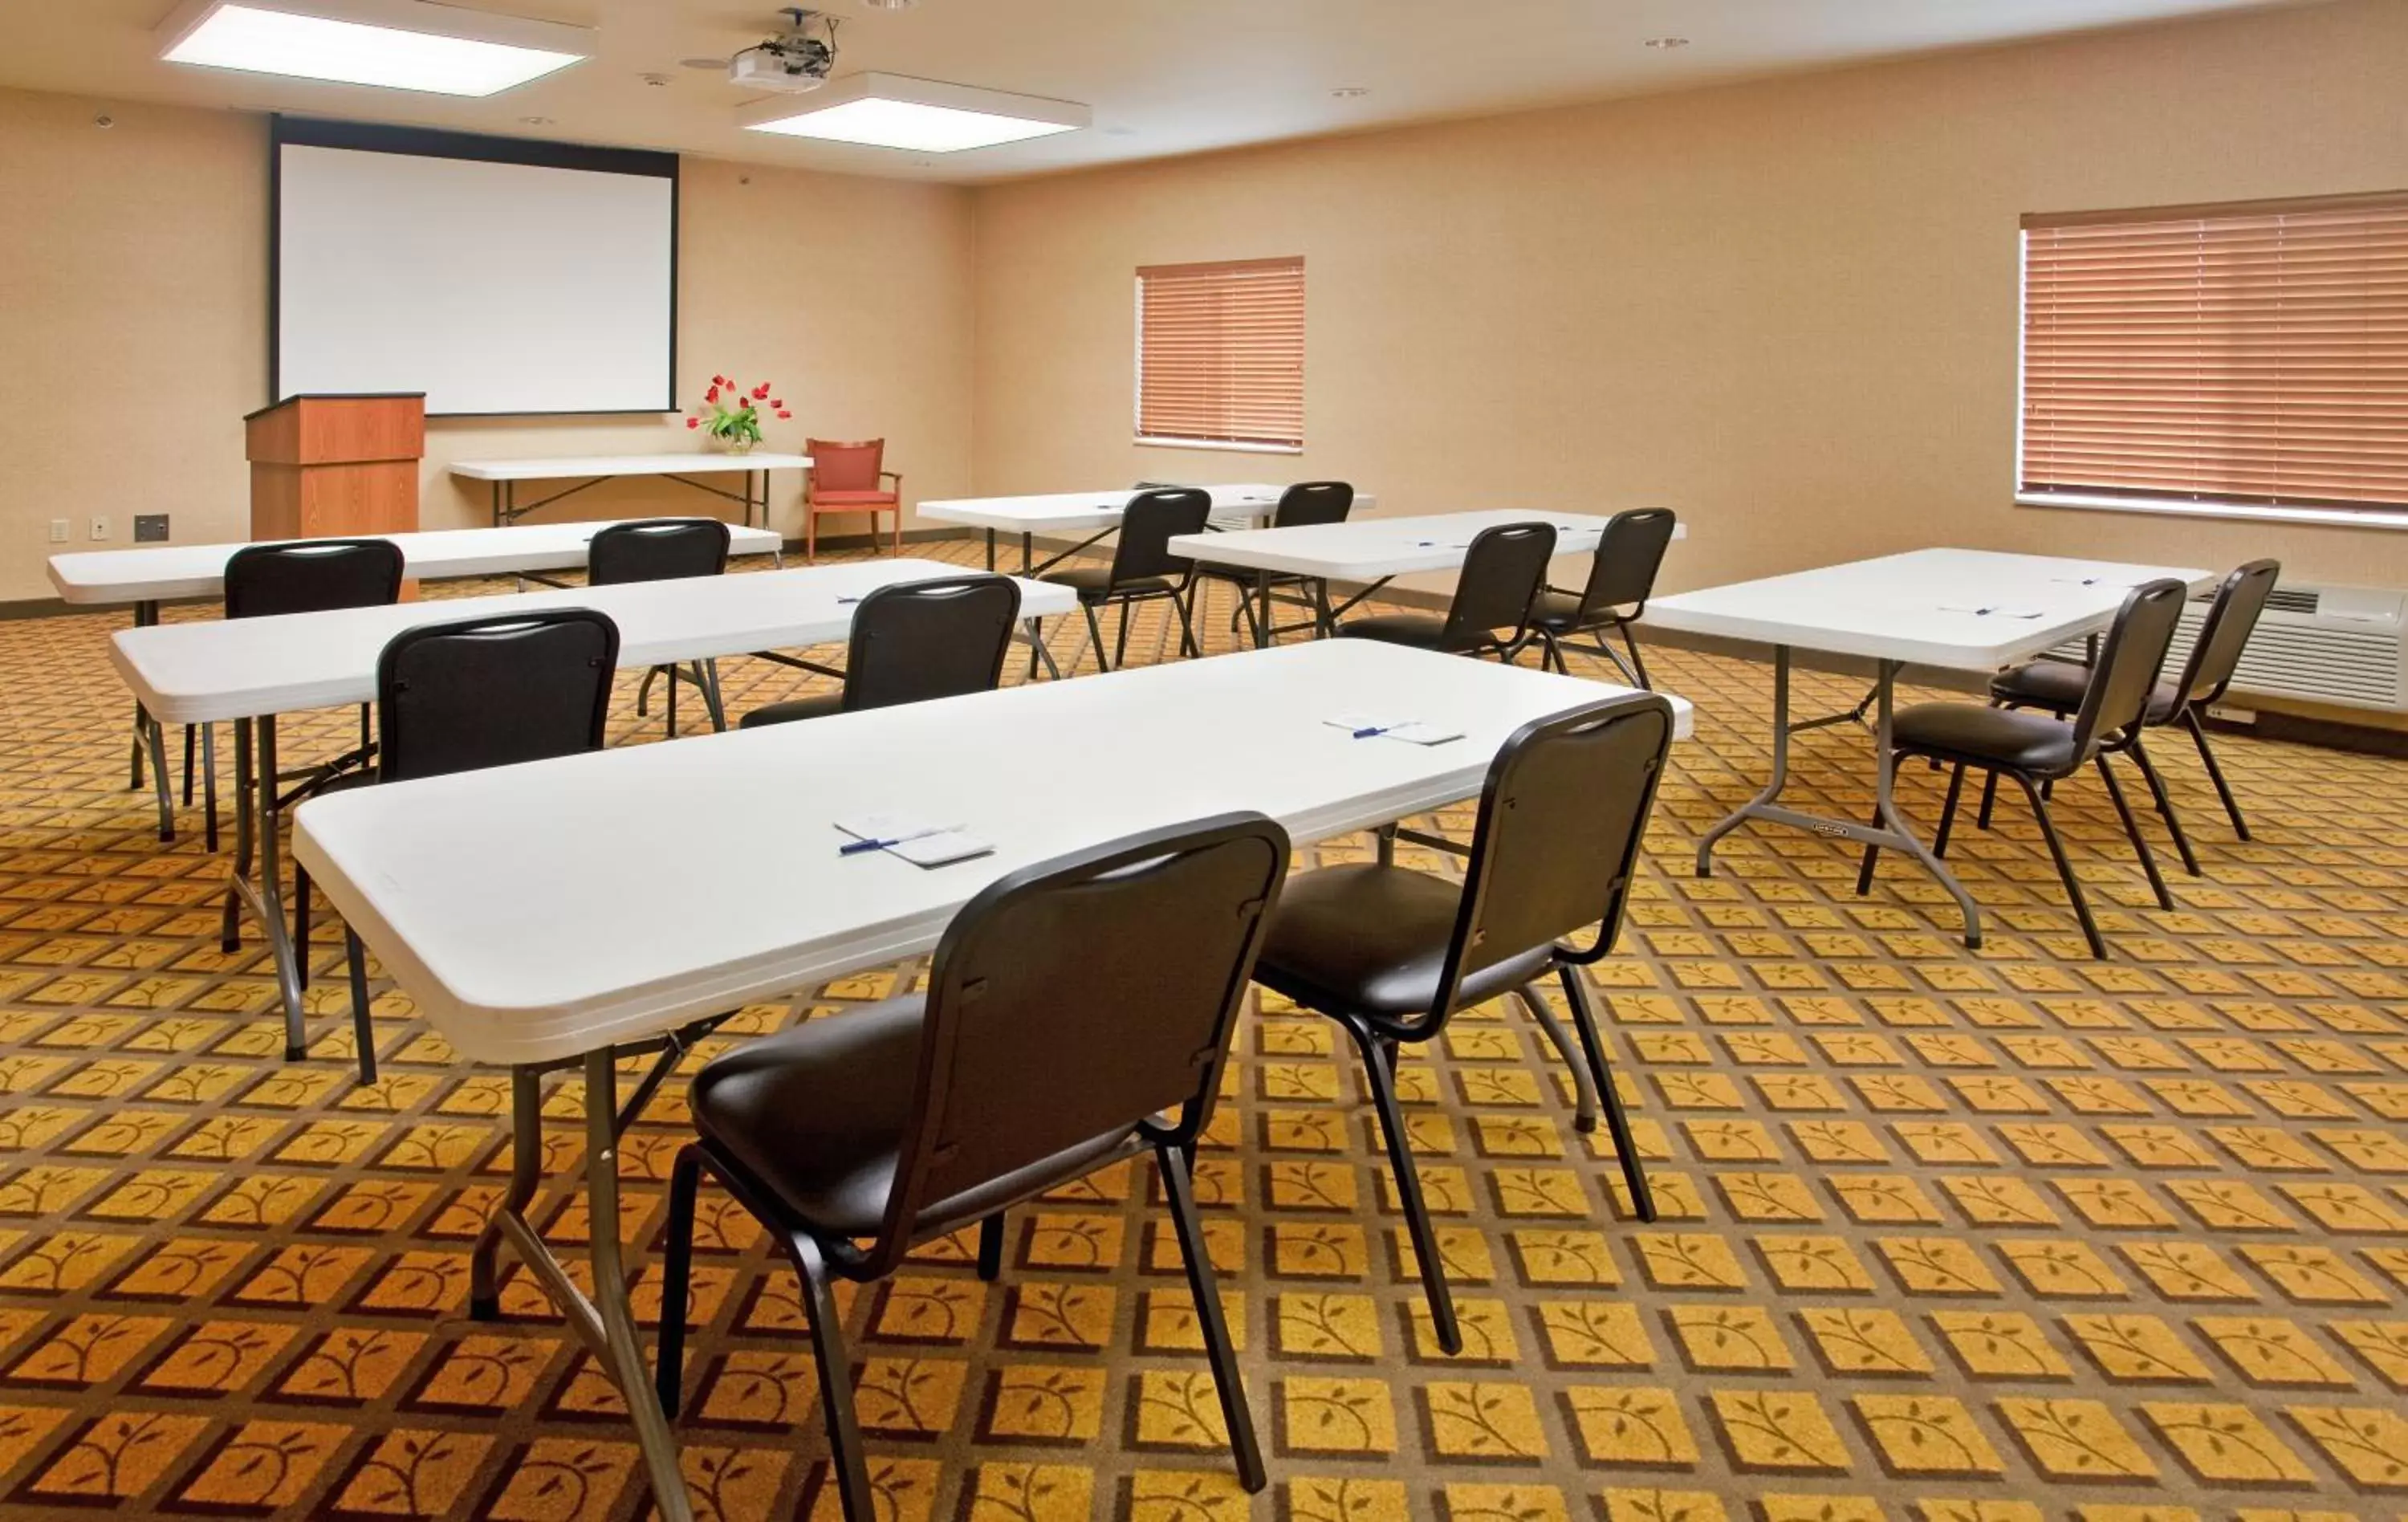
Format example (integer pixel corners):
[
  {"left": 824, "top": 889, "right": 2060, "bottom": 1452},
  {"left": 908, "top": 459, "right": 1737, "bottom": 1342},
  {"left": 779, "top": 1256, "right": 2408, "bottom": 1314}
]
[
  {"left": 1272, "top": 482, "right": 1355, "bottom": 530},
  {"left": 1408, "top": 695, "right": 1674, "bottom": 1040},
  {"left": 1576, "top": 508, "right": 1678, "bottom": 618},
  {"left": 2068, "top": 580, "right": 2190, "bottom": 761},
  {"left": 864, "top": 812, "right": 1288, "bottom": 1275},
  {"left": 843, "top": 575, "right": 1023, "bottom": 714},
  {"left": 1442, "top": 522, "right": 1557, "bottom": 646},
  {"left": 2172, "top": 559, "right": 2280, "bottom": 710},
  {"left": 224, "top": 539, "right": 405, "bottom": 621},
  {"left": 376, "top": 610, "right": 620, "bottom": 783},
  {"left": 1108, "top": 489, "right": 1213, "bottom": 584},
  {"left": 587, "top": 519, "right": 730, "bottom": 586}
]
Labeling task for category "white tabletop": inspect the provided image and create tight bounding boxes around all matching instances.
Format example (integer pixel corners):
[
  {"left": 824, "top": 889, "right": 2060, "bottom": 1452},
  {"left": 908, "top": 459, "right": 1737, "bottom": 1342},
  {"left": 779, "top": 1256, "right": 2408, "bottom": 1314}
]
[
  {"left": 1169, "top": 510, "right": 1677, "bottom": 580},
  {"left": 47, "top": 520, "right": 785, "bottom": 608},
  {"left": 448, "top": 454, "right": 814, "bottom": 482},
  {"left": 293, "top": 638, "right": 1691, "bottom": 1066},
  {"left": 112, "top": 559, "right": 1074, "bottom": 727},
  {"left": 917, "top": 484, "right": 1377, "bottom": 534},
  {"left": 1641, "top": 548, "right": 2216, "bottom": 669}
]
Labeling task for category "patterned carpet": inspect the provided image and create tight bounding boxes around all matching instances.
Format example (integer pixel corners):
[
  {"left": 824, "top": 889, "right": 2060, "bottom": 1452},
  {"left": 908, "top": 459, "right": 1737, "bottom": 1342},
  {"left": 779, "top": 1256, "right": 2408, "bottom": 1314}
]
[{"left": 0, "top": 537, "right": 2402, "bottom": 1521}]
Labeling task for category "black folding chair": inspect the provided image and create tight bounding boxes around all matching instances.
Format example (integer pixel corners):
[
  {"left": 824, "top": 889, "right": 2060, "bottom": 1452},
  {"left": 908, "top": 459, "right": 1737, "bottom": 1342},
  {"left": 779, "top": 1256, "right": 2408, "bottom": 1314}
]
[
  {"left": 1990, "top": 560, "right": 2279, "bottom": 861},
  {"left": 655, "top": 813, "right": 1291, "bottom": 1518},
  {"left": 1861, "top": 580, "right": 2189, "bottom": 959},
  {"left": 1190, "top": 481, "right": 1356, "bottom": 648},
  {"left": 293, "top": 609, "right": 620, "bottom": 1082},
  {"left": 192, "top": 539, "right": 407, "bottom": 850},
  {"left": 1528, "top": 507, "right": 1678, "bottom": 687},
  {"left": 1037, "top": 487, "right": 1210, "bottom": 672},
  {"left": 742, "top": 574, "right": 1021, "bottom": 728},
  {"left": 1249, "top": 694, "right": 1674, "bottom": 1351},
  {"left": 589, "top": 518, "right": 730, "bottom": 735},
  {"left": 1336, "top": 520, "right": 1556, "bottom": 659}
]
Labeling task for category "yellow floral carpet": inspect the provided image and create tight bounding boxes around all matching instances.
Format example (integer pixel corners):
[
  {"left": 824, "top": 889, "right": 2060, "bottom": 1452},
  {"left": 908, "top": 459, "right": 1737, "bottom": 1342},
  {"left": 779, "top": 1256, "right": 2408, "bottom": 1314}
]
[{"left": 0, "top": 540, "right": 2402, "bottom": 1520}]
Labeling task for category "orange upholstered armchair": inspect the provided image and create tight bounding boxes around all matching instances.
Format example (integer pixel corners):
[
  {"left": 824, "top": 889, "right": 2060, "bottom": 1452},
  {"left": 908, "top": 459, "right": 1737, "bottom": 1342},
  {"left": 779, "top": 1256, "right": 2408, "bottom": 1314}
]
[{"left": 804, "top": 438, "right": 902, "bottom": 561}]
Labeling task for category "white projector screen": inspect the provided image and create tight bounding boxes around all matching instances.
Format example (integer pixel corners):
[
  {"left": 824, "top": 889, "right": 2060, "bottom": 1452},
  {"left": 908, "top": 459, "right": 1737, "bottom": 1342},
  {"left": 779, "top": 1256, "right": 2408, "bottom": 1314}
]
[{"left": 274, "top": 120, "right": 677, "bottom": 416}]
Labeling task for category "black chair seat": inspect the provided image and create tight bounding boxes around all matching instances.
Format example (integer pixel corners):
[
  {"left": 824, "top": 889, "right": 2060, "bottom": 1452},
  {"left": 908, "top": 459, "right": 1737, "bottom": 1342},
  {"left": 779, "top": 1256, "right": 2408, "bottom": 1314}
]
[
  {"left": 740, "top": 693, "right": 844, "bottom": 730},
  {"left": 690, "top": 995, "right": 1137, "bottom": 1239},
  {"left": 1894, "top": 702, "right": 2080, "bottom": 776},
  {"left": 1336, "top": 612, "right": 1454, "bottom": 650},
  {"left": 1991, "top": 660, "right": 2180, "bottom": 722},
  {"left": 1255, "top": 864, "right": 1556, "bottom": 1028},
  {"left": 1529, "top": 588, "right": 1613, "bottom": 633},
  {"left": 1043, "top": 565, "right": 1176, "bottom": 600}
]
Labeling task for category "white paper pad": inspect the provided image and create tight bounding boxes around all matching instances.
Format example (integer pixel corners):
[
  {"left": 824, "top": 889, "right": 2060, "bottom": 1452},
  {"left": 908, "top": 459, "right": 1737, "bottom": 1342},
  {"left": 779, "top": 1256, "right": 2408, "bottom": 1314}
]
[
  {"left": 835, "top": 812, "right": 995, "bottom": 869},
  {"left": 1937, "top": 604, "right": 2047, "bottom": 619},
  {"left": 1325, "top": 714, "right": 1466, "bottom": 746}
]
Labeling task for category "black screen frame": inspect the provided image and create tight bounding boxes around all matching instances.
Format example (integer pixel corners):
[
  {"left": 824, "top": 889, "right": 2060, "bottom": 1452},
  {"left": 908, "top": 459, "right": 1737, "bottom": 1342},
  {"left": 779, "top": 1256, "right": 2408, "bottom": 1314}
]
[{"left": 270, "top": 115, "right": 681, "bottom": 419}]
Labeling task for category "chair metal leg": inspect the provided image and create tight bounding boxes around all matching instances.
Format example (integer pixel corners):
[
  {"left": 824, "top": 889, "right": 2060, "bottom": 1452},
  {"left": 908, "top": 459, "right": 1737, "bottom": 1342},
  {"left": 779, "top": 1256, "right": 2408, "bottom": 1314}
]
[
  {"left": 1113, "top": 600, "right": 1133, "bottom": 669},
  {"left": 2182, "top": 707, "right": 2251, "bottom": 840},
  {"left": 654, "top": 1143, "right": 704, "bottom": 1420},
  {"left": 292, "top": 865, "right": 311, "bottom": 975},
  {"left": 182, "top": 724, "right": 196, "bottom": 806},
  {"left": 1932, "top": 763, "right": 1967, "bottom": 860},
  {"left": 2097, "top": 754, "right": 2174, "bottom": 912},
  {"left": 1026, "top": 617, "right": 1043, "bottom": 680},
  {"left": 1854, "top": 791, "right": 1887, "bottom": 896},
  {"left": 201, "top": 723, "right": 218, "bottom": 854},
  {"left": 693, "top": 662, "right": 726, "bottom": 733},
  {"left": 2125, "top": 736, "right": 2199, "bottom": 876},
  {"left": 1343, "top": 1019, "right": 1458, "bottom": 1354},
  {"left": 1620, "top": 621, "right": 1651, "bottom": 690},
  {"left": 1512, "top": 984, "right": 1598, "bottom": 1132},
  {"left": 346, "top": 929, "right": 376, "bottom": 1085},
  {"left": 1558, "top": 966, "right": 1654, "bottom": 1221},
  {"left": 664, "top": 664, "right": 679, "bottom": 737},
  {"left": 1156, "top": 1141, "right": 1266, "bottom": 1491},
  {"left": 2018, "top": 774, "right": 2107, "bottom": 958},
  {"left": 1082, "top": 604, "right": 1110, "bottom": 674},
  {"left": 1171, "top": 586, "right": 1203, "bottom": 659},
  {"left": 1976, "top": 769, "right": 1999, "bottom": 832},
  {"left": 976, "top": 1212, "right": 1006, "bottom": 1283},
  {"left": 791, "top": 1232, "right": 877, "bottom": 1522},
  {"left": 1236, "top": 576, "right": 1267, "bottom": 649},
  {"left": 637, "top": 665, "right": 659, "bottom": 718}
]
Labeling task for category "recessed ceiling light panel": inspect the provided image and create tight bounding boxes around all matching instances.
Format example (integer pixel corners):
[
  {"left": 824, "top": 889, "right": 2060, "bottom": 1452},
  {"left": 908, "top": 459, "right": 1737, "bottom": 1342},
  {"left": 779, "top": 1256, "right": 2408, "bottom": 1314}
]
[
  {"left": 742, "top": 71, "right": 1088, "bottom": 153},
  {"left": 157, "top": 0, "right": 593, "bottom": 97}
]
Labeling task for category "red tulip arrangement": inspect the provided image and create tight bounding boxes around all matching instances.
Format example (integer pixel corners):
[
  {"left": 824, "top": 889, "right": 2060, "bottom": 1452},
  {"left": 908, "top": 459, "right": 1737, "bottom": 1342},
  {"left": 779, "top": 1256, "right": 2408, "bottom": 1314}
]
[{"left": 686, "top": 375, "right": 792, "bottom": 454}]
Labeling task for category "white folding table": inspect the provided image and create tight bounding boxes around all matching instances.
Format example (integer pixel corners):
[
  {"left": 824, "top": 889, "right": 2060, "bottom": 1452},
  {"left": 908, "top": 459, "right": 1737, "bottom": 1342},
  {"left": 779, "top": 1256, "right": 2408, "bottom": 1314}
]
[
  {"left": 1642, "top": 548, "right": 2213, "bottom": 945},
  {"left": 51, "top": 520, "right": 786, "bottom": 844},
  {"left": 917, "top": 483, "right": 1380, "bottom": 575},
  {"left": 110, "top": 558, "right": 1076, "bottom": 1064},
  {"left": 1169, "top": 510, "right": 1686, "bottom": 642},
  {"left": 290, "top": 637, "right": 1690, "bottom": 1520},
  {"left": 449, "top": 453, "right": 815, "bottom": 530}
]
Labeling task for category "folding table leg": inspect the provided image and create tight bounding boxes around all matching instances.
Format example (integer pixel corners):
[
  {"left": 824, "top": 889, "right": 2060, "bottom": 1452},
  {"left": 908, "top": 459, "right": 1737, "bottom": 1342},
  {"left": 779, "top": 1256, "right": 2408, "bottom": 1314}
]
[{"left": 1694, "top": 645, "right": 1794, "bottom": 875}]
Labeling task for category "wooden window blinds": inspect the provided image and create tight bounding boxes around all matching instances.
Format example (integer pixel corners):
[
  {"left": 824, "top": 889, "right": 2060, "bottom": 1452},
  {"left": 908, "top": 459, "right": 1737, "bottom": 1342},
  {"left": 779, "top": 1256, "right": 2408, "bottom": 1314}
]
[
  {"left": 2020, "top": 192, "right": 2408, "bottom": 515},
  {"left": 1137, "top": 257, "right": 1304, "bottom": 449}
]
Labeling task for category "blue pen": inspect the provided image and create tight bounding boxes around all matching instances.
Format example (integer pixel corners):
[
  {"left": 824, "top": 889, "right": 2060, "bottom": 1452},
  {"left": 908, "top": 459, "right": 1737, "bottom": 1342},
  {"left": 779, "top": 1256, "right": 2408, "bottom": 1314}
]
[
  {"left": 1352, "top": 724, "right": 1393, "bottom": 739},
  {"left": 837, "top": 596, "right": 861, "bottom": 604},
  {"left": 840, "top": 836, "right": 898, "bottom": 855}
]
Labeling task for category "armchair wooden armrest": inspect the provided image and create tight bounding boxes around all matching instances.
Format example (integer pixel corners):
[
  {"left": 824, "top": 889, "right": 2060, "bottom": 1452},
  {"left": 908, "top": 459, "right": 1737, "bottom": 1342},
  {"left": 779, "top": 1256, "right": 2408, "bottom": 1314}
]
[{"left": 880, "top": 471, "right": 903, "bottom": 493}]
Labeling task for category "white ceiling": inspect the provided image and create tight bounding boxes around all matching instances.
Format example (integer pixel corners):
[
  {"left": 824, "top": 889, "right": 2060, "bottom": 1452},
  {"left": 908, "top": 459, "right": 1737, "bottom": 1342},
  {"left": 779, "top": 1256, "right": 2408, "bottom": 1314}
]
[{"left": 0, "top": 0, "right": 2312, "bottom": 185}]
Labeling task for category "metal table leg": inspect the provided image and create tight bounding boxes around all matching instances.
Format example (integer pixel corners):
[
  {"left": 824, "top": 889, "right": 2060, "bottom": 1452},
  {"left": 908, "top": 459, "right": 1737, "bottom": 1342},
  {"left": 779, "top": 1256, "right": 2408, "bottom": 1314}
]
[
  {"left": 1021, "top": 617, "right": 1063, "bottom": 681},
  {"left": 985, "top": 528, "right": 997, "bottom": 572},
  {"left": 219, "top": 716, "right": 312, "bottom": 1057},
  {"left": 1694, "top": 649, "right": 1983, "bottom": 947},
  {"left": 128, "top": 601, "right": 178, "bottom": 842}
]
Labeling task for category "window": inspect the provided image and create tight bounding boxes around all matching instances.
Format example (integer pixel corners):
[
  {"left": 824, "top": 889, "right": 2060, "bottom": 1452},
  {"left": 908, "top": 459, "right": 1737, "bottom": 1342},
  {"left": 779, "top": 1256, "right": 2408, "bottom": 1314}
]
[
  {"left": 2019, "top": 192, "right": 2408, "bottom": 523},
  {"left": 1136, "top": 257, "right": 1304, "bottom": 450}
]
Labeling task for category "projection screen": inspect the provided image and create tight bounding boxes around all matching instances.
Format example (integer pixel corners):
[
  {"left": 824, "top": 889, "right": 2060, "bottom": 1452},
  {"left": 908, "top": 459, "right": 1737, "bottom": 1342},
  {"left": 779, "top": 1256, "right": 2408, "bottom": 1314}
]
[{"left": 272, "top": 118, "right": 677, "bottom": 417}]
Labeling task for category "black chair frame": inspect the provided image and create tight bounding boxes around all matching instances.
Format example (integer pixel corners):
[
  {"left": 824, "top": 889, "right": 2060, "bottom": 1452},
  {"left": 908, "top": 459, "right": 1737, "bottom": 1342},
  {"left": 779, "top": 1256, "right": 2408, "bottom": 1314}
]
[
  {"left": 590, "top": 519, "right": 732, "bottom": 736},
  {"left": 654, "top": 813, "right": 1289, "bottom": 1517},
  {"left": 742, "top": 574, "right": 1022, "bottom": 728},
  {"left": 1256, "top": 694, "right": 1674, "bottom": 1353},
  {"left": 1861, "top": 580, "right": 2190, "bottom": 960},
  {"left": 1336, "top": 521, "right": 1558, "bottom": 661},
  {"left": 1531, "top": 507, "right": 1678, "bottom": 689},
  {"left": 1190, "top": 482, "right": 1357, "bottom": 649},
  {"left": 294, "top": 608, "right": 620, "bottom": 1083},
  {"left": 1035, "top": 488, "right": 1210, "bottom": 674},
  {"left": 1987, "top": 560, "right": 2279, "bottom": 865}
]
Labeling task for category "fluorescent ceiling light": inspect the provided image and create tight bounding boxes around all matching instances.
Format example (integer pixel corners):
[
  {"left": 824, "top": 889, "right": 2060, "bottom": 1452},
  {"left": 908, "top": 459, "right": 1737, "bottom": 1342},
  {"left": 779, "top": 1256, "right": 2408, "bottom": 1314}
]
[
  {"left": 742, "top": 73, "right": 1088, "bottom": 153},
  {"left": 157, "top": 0, "right": 592, "bottom": 97}
]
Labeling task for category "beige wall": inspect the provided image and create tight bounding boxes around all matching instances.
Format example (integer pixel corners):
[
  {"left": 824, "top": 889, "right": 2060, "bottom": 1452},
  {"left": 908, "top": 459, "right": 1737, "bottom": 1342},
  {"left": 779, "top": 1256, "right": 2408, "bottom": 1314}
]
[
  {"left": 968, "top": 0, "right": 2408, "bottom": 596},
  {"left": 0, "top": 87, "right": 974, "bottom": 604}
]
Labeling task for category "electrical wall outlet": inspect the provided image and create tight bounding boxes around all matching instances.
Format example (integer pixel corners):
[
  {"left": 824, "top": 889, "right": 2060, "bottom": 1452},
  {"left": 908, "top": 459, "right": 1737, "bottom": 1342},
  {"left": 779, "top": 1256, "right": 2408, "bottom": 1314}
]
[
  {"left": 87, "top": 515, "right": 109, "bottom": 542},
  {"left": 133, "top": 514, "right": 169, "bottom": 543},
  {"left": 47, "top": 519, "right": 68, "bottom": 543}
]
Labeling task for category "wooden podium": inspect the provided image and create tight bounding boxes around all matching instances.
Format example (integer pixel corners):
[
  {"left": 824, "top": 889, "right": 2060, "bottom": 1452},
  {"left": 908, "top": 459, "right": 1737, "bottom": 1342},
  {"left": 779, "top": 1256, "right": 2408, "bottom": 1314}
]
[{"left": 244, "top": 393, "right": 425, "bottom": 539}]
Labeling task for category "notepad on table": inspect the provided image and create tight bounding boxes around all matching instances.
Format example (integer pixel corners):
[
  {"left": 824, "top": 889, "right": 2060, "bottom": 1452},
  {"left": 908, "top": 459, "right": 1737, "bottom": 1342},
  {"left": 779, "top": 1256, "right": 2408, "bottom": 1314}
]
[
  {"left": 834, "top": 812, "right": 994, "bottom": 868},
  {"left": 1937, "top": 604, "right": 2046, "bottom": 619},
  {"left": 1325, "top": 714, "right": 1465, "bottom": 746}
]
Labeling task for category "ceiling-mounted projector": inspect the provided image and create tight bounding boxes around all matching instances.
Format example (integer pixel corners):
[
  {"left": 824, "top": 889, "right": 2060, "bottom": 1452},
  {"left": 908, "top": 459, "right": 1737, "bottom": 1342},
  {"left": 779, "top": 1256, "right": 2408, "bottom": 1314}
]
[{"left": 730, "top": 7, "right": 836, "bottom": 93}]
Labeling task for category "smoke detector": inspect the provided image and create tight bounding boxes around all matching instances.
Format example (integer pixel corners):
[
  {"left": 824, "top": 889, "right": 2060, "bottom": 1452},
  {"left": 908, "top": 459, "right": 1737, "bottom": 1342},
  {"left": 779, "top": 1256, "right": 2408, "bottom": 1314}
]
[{"left": 730, "top": 7, "right": 837, "bottom": 93}]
